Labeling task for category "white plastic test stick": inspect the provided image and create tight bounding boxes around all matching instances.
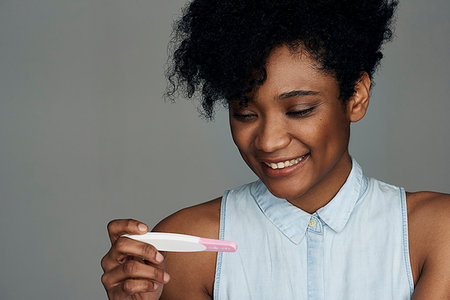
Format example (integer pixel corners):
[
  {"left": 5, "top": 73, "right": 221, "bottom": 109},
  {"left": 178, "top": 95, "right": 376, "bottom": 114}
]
[{"left": 122, "top": 232, "right": 238, "bottom": 253}]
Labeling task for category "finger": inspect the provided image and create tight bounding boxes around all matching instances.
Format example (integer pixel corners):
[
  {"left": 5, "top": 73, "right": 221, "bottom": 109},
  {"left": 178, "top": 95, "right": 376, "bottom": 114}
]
[
  {"left": 107, "top": 219, "right": 148, "bottom": 243},
  {"left": 101, "top": 252, "right": 113, "bottom": 272},
  {"left": 101, "top": 259, "right": 170, "bottom": 290},
  {"left": 101, "top": 250, "right": 131, "bottom": 272},
  {"left": 101, "top": 239, "right": 164, "bottom": 272},
  {"left": 122, "top": 279, "right": 162, "bottom": 295},
  {"left": 112, "top": 236, "right": 165, "bottom": 265},
  {"left": 107, "top": 280, "right": 161, "bottom": 299}
]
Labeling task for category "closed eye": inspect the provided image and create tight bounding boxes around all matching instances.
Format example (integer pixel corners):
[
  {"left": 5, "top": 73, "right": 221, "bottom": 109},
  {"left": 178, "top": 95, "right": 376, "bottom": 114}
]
[
  {"left": 232, "top": 112, "right": 257, "bottom": 121},
  {"left": 286, "top": 107, "right": 315, "bottom": 118}
]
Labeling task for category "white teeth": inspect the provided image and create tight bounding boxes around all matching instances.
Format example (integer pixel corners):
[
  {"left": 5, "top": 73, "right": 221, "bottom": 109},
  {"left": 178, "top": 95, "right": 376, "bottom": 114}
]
[{"left": 264, "top": 155, "right": 306, "bottom": 170}]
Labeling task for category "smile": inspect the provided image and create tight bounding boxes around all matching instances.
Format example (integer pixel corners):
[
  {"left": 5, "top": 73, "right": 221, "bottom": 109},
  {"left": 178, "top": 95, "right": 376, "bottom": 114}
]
[{"left": 263, "top": 155, "right": 307, "bottom": 170}]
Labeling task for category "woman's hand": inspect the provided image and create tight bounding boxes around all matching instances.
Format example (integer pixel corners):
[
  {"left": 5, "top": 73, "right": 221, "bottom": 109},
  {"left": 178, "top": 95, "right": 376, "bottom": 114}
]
[{"left": 101, "top": 219, "right": 170, "bottom": 300}]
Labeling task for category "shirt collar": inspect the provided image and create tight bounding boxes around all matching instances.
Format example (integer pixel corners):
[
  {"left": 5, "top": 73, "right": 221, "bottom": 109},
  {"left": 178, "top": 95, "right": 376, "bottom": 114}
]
[
  {"left": 251, "top": 158, "right": 368, "bottom": 245},
  {"left": 316, "top": 159, "right": 368, "bottom": 233}
]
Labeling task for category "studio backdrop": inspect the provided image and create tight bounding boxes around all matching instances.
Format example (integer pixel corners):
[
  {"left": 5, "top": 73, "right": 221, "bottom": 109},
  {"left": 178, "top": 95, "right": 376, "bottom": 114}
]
[{"left": 0, "top": 1, "right": 449, "bottom": 299}]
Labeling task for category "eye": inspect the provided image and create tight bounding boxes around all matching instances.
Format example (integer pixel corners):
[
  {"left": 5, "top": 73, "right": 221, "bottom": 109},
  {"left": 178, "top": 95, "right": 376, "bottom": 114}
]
[
  {"left": 286, "top": 106, "right": 315, "bottom": 118},
  {"left": 230, "top": 103, "right": 257, "bottom": 122},
  {"left": 232, "top": 112, "right": 257, "bottom": 122}
]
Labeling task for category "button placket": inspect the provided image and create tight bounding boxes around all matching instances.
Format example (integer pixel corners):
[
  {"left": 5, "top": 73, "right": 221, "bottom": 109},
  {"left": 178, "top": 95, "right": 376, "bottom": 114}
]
[{"left": 306, "top": 215, "right": 324, "bottom": 300}]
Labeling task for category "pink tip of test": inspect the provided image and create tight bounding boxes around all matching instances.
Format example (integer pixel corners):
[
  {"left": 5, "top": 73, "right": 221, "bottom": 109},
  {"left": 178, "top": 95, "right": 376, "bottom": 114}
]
[{"left": 199, "top": 238, "right": 237, "bottom": 252}]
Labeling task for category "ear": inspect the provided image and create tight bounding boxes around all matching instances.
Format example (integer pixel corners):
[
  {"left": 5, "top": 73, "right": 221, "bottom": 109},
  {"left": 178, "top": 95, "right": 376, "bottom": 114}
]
[{"left": 346, "top": 72, "right": 371, "bottom": 122}]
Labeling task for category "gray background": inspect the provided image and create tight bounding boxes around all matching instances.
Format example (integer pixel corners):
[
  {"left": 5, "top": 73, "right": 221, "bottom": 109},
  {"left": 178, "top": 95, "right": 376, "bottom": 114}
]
[{"left": 0, "top": 0, "right": 448, "bottom": 299}]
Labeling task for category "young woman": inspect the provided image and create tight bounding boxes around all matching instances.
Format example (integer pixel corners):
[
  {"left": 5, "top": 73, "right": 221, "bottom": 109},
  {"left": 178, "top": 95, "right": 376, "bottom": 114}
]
[{"left": 100, "top": 1, "right": 450, "bottom": 299}]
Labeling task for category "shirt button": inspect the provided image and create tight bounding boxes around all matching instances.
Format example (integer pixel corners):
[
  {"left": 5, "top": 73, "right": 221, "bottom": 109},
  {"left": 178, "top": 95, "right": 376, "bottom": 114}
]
[{"left": 309, "top": 218, "right": 317, "bottom": 227}]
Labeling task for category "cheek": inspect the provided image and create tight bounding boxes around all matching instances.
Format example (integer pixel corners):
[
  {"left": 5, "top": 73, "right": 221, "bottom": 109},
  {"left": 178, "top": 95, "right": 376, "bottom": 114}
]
[
  {"left": 289, "top": 117, "right": 327, "bottom": 146},
  {"left": 230, "top": 123, "right": 259, "bottom": 170},
  {"left": 320, "top": 115, "right": 350, "bottom": 152},
  {"left": 230, "top": 116, "right": 257, "bottom": 143},
  {"left": 230, "top": 122, "right": 250, "bottom": 152},
  {"left": 230, "top": 129, "right": 254, "bottom": 172},
  {"left": 294, "top": 113, "right": 349, "bottom": 152}
]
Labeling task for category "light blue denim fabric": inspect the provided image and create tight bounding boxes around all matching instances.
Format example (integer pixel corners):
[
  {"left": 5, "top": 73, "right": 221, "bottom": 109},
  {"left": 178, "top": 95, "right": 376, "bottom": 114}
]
[{"left": 214, "top": 159, "right": 414, "bottom": 299}]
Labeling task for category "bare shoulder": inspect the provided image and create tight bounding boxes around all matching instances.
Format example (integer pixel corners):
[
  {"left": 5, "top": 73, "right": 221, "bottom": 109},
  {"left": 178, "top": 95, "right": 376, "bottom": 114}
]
[
  {"left": 407, "top": 191, "right": 450, "bottom": 214},
  {"left": 153, "top": 197, "right": 222, "bottom": 300},
  {"left": 153, "top": 197, "right": 221, "bottom": 238},
  {"left": 406, "top": 191, "right": 450, "bottom": 299},
  {"left": 407, "top": 192, "right": 450, "bottom": 242}
]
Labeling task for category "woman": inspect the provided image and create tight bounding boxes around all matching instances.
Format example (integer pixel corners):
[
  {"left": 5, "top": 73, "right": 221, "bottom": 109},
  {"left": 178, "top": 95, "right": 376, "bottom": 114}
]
[{"left": 101, "top": 0, "right": 450, "bottom": 299}]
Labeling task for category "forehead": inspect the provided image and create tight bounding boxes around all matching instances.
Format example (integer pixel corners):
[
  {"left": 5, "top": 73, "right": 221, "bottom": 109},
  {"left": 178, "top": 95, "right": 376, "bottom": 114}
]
[{"left": 245, "top": 45, "right": 340, "bottom": 102}]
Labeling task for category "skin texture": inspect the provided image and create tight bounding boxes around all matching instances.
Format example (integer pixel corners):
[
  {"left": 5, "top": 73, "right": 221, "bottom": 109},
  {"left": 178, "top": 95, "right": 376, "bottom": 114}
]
[{"left": 101, "top": 45, "right": 450, "bottom": 299}]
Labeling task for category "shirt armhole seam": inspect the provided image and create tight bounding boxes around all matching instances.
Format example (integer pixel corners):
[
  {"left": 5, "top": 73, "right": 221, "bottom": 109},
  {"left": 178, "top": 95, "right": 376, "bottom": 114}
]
[
  {"left": 400, "top": 186, "right": 415, "bottom": 296},
  {"left": 213, "top": 190, "right": 229, "bottom": 299}
]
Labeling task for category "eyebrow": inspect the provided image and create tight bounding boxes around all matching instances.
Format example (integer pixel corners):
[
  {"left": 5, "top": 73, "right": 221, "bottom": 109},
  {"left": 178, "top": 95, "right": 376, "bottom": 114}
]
[{"left": 278, "top": 90, "right": 319, "bottom": 99}]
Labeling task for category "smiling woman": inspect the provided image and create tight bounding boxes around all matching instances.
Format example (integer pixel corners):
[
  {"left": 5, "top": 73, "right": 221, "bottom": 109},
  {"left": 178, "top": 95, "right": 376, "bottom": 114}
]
[
  {"left": 100, "top": 1, "right": 450, "bottom": 299},
  {"left": 228, "top": 47, "right": 361, "bottom": 213}
]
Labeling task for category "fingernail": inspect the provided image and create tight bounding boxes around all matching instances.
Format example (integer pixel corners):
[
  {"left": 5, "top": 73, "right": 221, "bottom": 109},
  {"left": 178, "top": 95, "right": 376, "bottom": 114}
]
[
  {"left": 138, "top": 224, "right": 148, "bottom": 232},
  {"left": 163, "top": 272, "right": 170, "bottom": 283},
  {"left": 156, "top": 252, "right": 164, "bottom": 263},
  {"left": 153, "top": 282, "right": 159, "bottom": 290}
]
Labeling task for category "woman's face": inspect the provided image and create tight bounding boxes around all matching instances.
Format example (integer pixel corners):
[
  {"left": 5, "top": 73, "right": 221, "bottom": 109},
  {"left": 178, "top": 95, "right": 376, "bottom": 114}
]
[{"left": 229, "top": 45, "right": 356, "bottom": 209}]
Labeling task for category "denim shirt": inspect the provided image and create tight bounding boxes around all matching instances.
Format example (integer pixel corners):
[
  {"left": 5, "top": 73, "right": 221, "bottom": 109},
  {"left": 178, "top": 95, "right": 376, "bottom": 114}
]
[{"left": 214, "top": 159, "right": 414, "bottom": 299}]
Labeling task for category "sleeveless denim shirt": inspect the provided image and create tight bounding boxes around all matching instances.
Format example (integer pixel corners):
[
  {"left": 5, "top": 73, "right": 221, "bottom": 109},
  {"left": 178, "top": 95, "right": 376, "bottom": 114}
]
[{"left": 214, "top": 159, "right": 414, "bottom": 299}]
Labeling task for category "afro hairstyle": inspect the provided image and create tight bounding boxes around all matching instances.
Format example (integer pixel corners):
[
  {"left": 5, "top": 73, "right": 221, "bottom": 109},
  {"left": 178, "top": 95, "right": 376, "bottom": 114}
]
[{"left": 165, "top": 0, "right": 399, "bottom": 119}]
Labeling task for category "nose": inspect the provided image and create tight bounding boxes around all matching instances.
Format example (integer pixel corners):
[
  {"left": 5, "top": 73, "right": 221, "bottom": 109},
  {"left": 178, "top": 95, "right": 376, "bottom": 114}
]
[{"left": 254, "top": 117, "right": 291, "bottom": 153}]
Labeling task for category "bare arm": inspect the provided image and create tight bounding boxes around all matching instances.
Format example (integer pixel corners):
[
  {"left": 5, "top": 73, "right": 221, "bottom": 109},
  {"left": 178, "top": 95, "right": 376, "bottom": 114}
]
[
  {"left": 153, "top": 198, "right": 222, "bottom": 300},
  {"left": 408, "top": 192, "right": 450, "bottom": 300}
]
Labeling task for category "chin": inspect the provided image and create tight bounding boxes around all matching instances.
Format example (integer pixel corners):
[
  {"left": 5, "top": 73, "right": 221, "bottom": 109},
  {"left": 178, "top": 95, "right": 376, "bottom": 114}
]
[{"left": 262, "top": 179, "right": 308, "bottom": 201}]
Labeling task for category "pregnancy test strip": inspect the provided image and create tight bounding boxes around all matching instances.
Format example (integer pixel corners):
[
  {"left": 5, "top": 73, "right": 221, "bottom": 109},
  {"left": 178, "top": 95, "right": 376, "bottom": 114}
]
[{"left": 122, "top": 232, "right": 237, "bottom": 253}]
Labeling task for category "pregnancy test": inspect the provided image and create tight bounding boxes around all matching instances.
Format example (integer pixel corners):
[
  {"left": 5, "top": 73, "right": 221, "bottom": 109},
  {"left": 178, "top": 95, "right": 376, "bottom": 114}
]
[{"left": 122, "top": 232, "right": 237, "bottom": 252}]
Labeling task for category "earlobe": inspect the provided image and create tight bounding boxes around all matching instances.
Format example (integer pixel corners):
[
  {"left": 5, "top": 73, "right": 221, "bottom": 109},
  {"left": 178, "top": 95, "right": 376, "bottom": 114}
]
[{"left": 347, "top": 72, "right": 371, "bottom": 122}]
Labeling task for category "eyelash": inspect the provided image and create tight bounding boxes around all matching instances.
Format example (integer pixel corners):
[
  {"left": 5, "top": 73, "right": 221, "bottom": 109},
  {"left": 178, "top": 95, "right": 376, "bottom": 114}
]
[
  {"left": 232, "top": 107, "right": 315, "bottom": 121},
  {"left": 232, "top": 113, "right": 257, "bottom": 121},
  {"left": 286, "top": 107, "right": 316, "bottom": 118}
]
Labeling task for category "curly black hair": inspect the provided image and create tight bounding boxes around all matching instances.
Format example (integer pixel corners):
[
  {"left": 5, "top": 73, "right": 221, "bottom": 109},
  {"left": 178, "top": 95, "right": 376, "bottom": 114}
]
[{"left": 165, "top": 0, "right": 398, "bottom": 119}]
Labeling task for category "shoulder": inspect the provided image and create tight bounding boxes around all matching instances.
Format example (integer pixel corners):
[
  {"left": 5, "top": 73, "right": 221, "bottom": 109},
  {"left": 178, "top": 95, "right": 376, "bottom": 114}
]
[
  {"left": 153, "top": 198, "right": 222, "bottom": 300},
  {"left": 406, "top": 191, "right": 450, "bottom": 299},
  {"left": 407, "top": 191, "right": 450, "bottom": 238},
  {"left": 153, "top": 197, "right": 221, "bottom": 238}
]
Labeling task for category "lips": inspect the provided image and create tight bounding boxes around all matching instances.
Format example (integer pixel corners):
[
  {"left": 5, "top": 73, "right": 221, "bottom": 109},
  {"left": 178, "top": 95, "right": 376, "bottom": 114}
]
[
  {"left": 258, "top": 153, "right": 310, "bottom": 178},
  {"left": 262, "top": 154, "right": 308, "bottom": 169}
]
